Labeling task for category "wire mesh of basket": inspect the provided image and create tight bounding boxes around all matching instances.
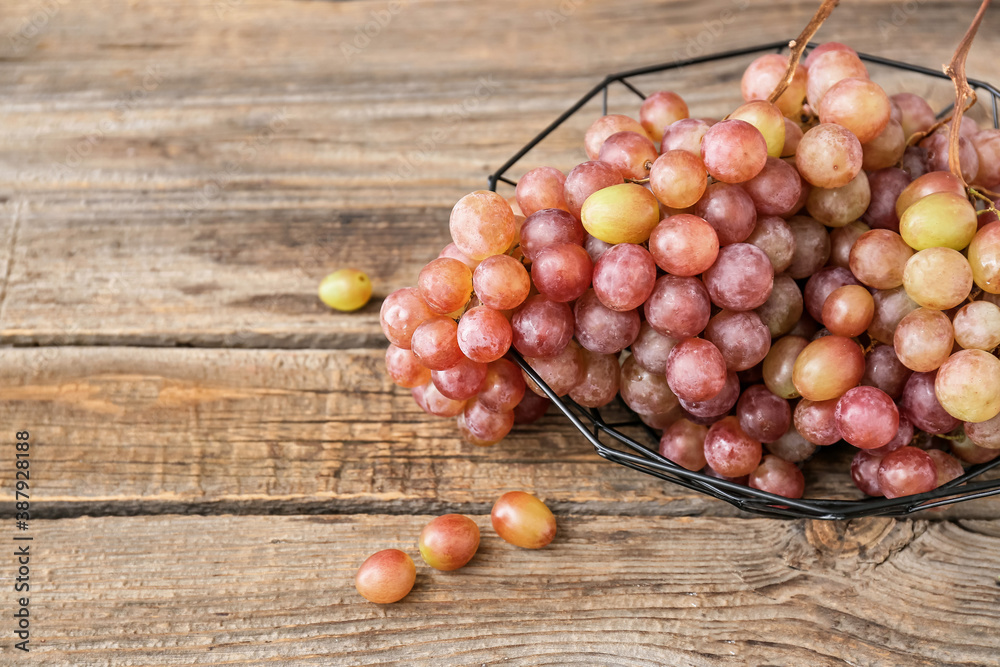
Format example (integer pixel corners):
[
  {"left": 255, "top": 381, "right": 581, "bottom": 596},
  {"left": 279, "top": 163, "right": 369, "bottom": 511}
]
[{"left": 487, "top": 41, "right": 1000, "bottom": 520}]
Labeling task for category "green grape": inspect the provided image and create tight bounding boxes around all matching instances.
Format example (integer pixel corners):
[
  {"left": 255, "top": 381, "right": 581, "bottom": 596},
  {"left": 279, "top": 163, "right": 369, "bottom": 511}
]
[
  {"left": 318, "top": 269, "right": 372, "bottom": 312},
  {"left": 581, "top": 183, "right": 660, "bottom": 244},
  {"left": 898, "top": 192, "right": 978, "bottom": 251}
]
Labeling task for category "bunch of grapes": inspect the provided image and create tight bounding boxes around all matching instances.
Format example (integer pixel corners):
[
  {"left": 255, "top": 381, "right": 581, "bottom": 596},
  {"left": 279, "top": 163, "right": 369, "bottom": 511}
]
[{"left": 381, "top": 41, "right": 1000, "bottom": 502}]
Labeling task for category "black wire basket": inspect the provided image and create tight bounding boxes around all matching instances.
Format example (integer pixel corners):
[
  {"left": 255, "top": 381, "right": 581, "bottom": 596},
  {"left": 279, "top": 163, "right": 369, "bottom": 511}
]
[{"left": 487, "top": 41, "right": 1000, "bottom": 520}]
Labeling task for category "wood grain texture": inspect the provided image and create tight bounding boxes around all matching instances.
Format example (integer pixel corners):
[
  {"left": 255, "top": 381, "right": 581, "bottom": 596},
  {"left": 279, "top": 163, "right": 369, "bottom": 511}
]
[
  {"left": 15, "top": 513, "right": 1000, "bottom": 666},
  {"left": 0, "top": 345, "right": 996, "bottom": 519},
  {"left": 0, "top": 0, "right": 997, "bottom": 346}
]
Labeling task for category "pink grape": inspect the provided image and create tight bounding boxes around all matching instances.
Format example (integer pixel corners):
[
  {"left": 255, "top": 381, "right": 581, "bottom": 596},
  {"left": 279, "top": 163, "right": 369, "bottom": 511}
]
[
  {"left": 531, "top": 242, "right": 593, "bottom": 303},
  {"left": 515, "top": 166, "right": 568, "bottom": 217},
  {"left": 805, "top": 49, "right": 868, "bottom": 109},
  {"left": 592, "top": 243, "right": 657, "bottom": 311},
  {"left": 869, "top": 286, "right": 920, "bottom": 345},
  {"left": 693, "top": 182, "right": 757, "bottom": 246},
  {"left": 583, "top": 233, "right": 613, "bottom": 264},
  {"left": 795, "top": 123, "right": 863, "bottom": 189},
  {"left": 744, "top": 215, "right": 795, "bottom": 274},
  {"left": 749, "top": 455, "right": 805, "bottom": 499},
  {"left": 666, "top": 338, "right": 727, "bottom": 402},
  {"left": 741, "top": 53, "right": 807, "bottom": 118},
  {"left": 511, "top": 295, "right": 574, "bottom": 359},
  {"left": 630, "top": 322, "right": 679, "bottom": 374},
  {"left": 893, "top": 308, "right": 954, "bottom": 373},
  {"left": 457, "top": 306, "right": 512, "bottom": 364},
  {"left": 966, "top": 412, "right": 1000, "bottom": 449},
  {"left": 679, "top": 372, "right": 740, "bottom": 422},
  {"left": 355, "top": 549, "right": 415, "bottom": 604},
  {"left": 568, "top": 349, "right": 621, "bottom": 408},
  {"left": 563, "top": 161, "right": 624, "bottom": 220},
  {"left": 704, "top": 416, "right": 763, "bottom": 478},
  {"left": 829, "top": 220, "right": 870, "bottom": 268},
  {"left": 805, "top": 171, "right": 871, "bottom": 228},
  {"left": 523, "top": 343, "right": 583, "bottom": 397},
  {"left": 478, "top": 358, "right": 526, "bottom": 413},
  {"left": 701, "top": 119, "right": 768, "bottom": 183},
  {"left": 766, "top": 426, "right": 818, "bottom": 463},
  {"left": 861, "top": 119, "right": 906, "bottom": 172},
  {"left": 598, "top": 131, "right": 658, "bottom": 180},
  {"left": 519, "top": 208, "right": 585, "bottom": 262},
  {"left": 729, "top": 100, "right": 786, "bottom": 158},
  {"left": 835, "top": 386, "right": 899, "bottom": 449},
  {"left": 380, "top": 287, "right": 435, "bottom": 349},
  {"left": 861, "top": 344, "right": 913, "bottom": 399},
  {"left": 649, "top": 214, "right": 720, "bottom": 277},
  {"left": 891, "top": 92, "right": 936, "bottom": 138},
  {"left": 737, "top": 385, "right": 791, "bottom": 443},
  {"left": 438, "top": 242, "right": 480, "bottom": 271},
  {"left": 818, "top": 78, "right": 891, "bottom": 144},
  {"left": 659, "top": 419, "right": 708, "bottom": 471},
  {"left": 863, "top": 168, "right": 909, "bottom": 232},
  {"left": 953, "top": 301, "right": 1000, "bottom": 351},
  {"left": 927, "top": 449, "right": 965, "bottom": 487},
  {"left": 951, "top": 433, "right": 1000, "bottom": 464},
  {"left": 449, "top": 190, "right": 517, "bottom": 261},
  {"left": 851, "top": 450, "right": 884, "bottom": 496},
  {"left": 902, "top": 247, "right": 973, "bottom": 311},
  {"left": 473, "top": 254, "right": 531, "bottom": 311},
  {"left": 644, "top": 275, "right": 712, "bottom": 339},
  {"left": 822, "top": 285, "right": 874, "bottom": 338},
  {"left": 869, "top": 414, "right": 915, "bottom": 456},
  {"left": 785, "top": 216, "right": 831, "bottom": 279},
  {"left": 385, "top": 344, "right": 432, "bottom": 389},
  {"left": 877, "top": 446, "right": 936, "bottom": 499},
  {"left": 763, "top": 335, "right": 810, "bottom": 399},
  {"left": 972, "top": 129, "right": 1000, "bottom": 189},
  {"left": 649, "top": 150, "right": 708, "bottom": 209},
  {"left": 432, "top": 356, "right": 487, "bottom": 400},
  {"left": 584, "top": 114, "right": 647, "bottom": 160},
  {"left": 804, "top": 42, "right": 858, "bottom": 68},
  {"left": 782, "top": 118, "right": 803, "bottom": 156},
  {"left": 457, "top": 400, "right": 515, "bottom": 446},
  {"left": 512, "top": 392, "right": 550, "bottom": 424},
  {"left": 895, "top": 171, "right": 966, "bottom": 218},
  {"left": 742, "top": 157, "right": 802, "bottom": 217},
  {"left": 660, "top": 118, "right": 711, "bottom": 156},
  {"left": 639, "top": 91, "right": 689, "bottom": 142},
  {"left": 410, "top": 316, "right": 464, "bottom": 371},
  {"left": 794, "top": 398, "right": 842, "bottom": 446},
  {"left": 703, "top": 243, "right": 774, "bottom": 311},
  {"left": 574, "top": 290, "right": 641, "bottom": 355},
  {"left": 418, "top": 257, "right": 473, "bottom": 314},
  {"left": 849, "top": 229, "right": 913, "bottom": 290},
  {"left": 412, "top": 381, "right": 466, "bottom": 418},
  {"left": 704, "top": 309, "right": 771, "bottom": 371},
  {"left": 803, "top": 266, "right": 861, "bottom": 323},
  {"left": 619, "top": 355, "right": 680, "bottom": 416},
  {"left": 968, "top": 222, "right": 1000, "bottom": 294},
  {"left": 921, "top": 131, "right": 980, "bottom": 184},
  {"left": 900, "top": 371, "right": 961, "bottom": 435},
  {"left": 792, "top": 335, "right": 866, "bottom": 401}
]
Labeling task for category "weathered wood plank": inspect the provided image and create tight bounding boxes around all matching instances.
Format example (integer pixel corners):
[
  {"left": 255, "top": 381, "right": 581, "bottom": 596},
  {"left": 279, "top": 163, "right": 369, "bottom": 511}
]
[
  {"left": 16, "top": 513, "right": 1000, "bottom": 665},
  {"left": 0, "top": 0, "right": 997, "bottom": 346},
  {"left": 1, "top": 346, "right": 996, "bottom": 519}
]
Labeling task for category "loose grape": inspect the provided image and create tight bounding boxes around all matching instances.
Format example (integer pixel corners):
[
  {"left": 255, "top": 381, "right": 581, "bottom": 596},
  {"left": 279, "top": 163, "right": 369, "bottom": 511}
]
[
  {"left": 380, "top": 287, "right": 435, "bottom": 349},
  {"left": 795, "top": 123, "right": 863, "bottom": 189},
  {"left": 835, "top": 386, "right": 899, "bottom": 449},
  {"left": 584, "top": 114, "right": 647, "bottom": 160},
  {"left": 563, "top": 161, "right": 625, "bottom": 220},
  {"left": 639, "top": 91, "right": 689, "bottom": 142},
  {"left": 457, "top": 400, "right": 515, "bottom": 446},
  {"left": 934, "top": 349, "right": 1000, "bottom": 423},
  {"left": 877, "top": 446, "right": 936, "bottom": 499},
  {"left": 701, "top": 119, "right": 768, "bottom": 184},
  {"left": 457, "top": 306, "right": 512, "bottom": 364},
  {"left": 953, "top": 301, "right": 1000, "bottom": 350},
  {"left": 355, "top": 549, "right": 415, "bottom": 604},
  {"left": 491, "top": 491, "right": 557, "bottom": 549},
  {"left": 899, "top": 192, "right": 978, "bottom": 252},
  {"left": 902, "top": 247, "right": 973, "bottom": 310},
  {"left": 449, "top": 191, "right": 517, "bottom": 261},
  {"left": 581, "top": 183, "right": 660, "bottom": 244},
  {"left": 659, "top": 418, "right": 708, "bottom": 471},
  {"left": 749, "top": 455, "right": 805, "bottom": 499},
  {"left": 515, "top": 166, "right": 569, "bottom": 217},
  {"left": 704, "top": 416, "right": 763, "bottom": 478},
  {"left": 792, "top": 335, "right": 866, "bottom": 401},
  {"left": 419, "top": 514, "right": 480, "bottom": 571},
  {"left": 318, "top": 268, "right": 372, "bottom": 312}
]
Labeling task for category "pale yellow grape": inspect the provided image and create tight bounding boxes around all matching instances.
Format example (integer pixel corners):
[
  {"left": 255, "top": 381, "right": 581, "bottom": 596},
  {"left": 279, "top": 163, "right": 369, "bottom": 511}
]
[
  {"left": 898, "top": 192, "right": 978, "bottom": 251},
  {"left": 581, "top": 183, "right": 660, "bottom": 244},
  {"left": 729, "top": 100, "right": 786, "bottom": 158},
  {"left": 318, "top": 268, "right": 372, "bottom": 312},
  {"left": 953, "top": 301, "right": 1000, "bottom": 350},
  {"left": 902, "top": 247, "right": 974, "bottom": 310},
  {"left": 935, "top": 350, "right": 1000, "bottom": 423}
]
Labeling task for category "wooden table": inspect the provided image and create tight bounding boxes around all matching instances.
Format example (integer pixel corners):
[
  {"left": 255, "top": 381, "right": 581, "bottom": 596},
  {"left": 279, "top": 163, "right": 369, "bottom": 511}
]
[{"left": 2, "top": 0, "right": 999, "bottom": 664}]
